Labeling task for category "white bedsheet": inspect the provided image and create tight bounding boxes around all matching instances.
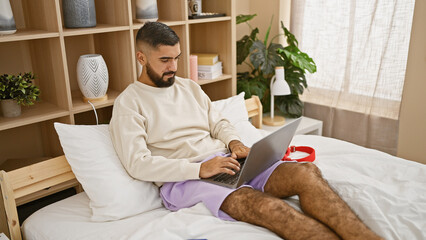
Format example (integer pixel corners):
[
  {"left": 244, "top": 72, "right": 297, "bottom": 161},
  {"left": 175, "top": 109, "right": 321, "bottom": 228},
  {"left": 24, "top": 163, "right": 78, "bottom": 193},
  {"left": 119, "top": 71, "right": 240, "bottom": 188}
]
[{"left": 22, "top": 135, "right": 426, "bottom": 240}]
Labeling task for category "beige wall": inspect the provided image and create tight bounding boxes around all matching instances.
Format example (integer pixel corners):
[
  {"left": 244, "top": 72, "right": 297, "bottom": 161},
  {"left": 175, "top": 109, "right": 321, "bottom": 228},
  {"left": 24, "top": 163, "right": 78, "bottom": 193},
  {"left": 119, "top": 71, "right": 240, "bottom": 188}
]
[
  {"left": 236, "top": 0, "right": 291, "bottom": 72},
  {"left": 397, "top": 0, "right": 426, "bottom": 164}
]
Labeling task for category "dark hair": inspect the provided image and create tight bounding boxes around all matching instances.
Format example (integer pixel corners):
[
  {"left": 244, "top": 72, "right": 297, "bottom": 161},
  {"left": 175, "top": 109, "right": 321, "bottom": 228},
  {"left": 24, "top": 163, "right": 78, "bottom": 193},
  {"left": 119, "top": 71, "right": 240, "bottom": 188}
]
[{"left": 136, "top": 22, "right": 180, "bottom": 49}]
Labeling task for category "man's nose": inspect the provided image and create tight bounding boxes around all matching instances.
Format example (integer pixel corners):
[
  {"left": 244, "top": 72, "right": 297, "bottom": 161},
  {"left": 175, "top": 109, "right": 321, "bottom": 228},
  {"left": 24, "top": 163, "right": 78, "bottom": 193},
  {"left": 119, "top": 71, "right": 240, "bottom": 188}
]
[{"left": 168, "top": 59, "right": 178, "bottom": 72}]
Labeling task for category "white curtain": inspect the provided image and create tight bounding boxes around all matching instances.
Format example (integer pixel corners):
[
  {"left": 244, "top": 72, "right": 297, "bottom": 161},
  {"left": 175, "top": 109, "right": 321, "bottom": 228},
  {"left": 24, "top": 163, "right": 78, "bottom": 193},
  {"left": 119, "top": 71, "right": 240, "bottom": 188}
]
[{"left": 291, "top": 0, "right": 415, "bottom": 155}]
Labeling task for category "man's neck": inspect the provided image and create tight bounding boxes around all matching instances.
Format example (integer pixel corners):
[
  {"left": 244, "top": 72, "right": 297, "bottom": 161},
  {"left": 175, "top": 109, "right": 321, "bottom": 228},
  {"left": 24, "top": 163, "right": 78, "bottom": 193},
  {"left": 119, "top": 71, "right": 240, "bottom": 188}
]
[{"left": 138, "top": 70, "right": 155, "bottom": 87}]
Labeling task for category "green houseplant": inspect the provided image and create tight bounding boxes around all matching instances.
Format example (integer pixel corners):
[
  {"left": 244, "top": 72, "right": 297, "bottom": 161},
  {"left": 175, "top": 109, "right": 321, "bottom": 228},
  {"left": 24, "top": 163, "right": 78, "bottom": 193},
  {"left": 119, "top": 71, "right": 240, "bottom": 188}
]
[
  {"left": 0, "top": 72, "right": 40, "bottom": 117},
  {"left": 236, "top": 14, "right": 316, "bottom": 118}
]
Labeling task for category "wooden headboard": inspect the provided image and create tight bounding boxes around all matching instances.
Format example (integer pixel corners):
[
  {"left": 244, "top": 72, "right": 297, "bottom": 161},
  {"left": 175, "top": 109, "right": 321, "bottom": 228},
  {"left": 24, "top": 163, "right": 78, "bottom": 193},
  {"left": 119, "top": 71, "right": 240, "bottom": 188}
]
[{"left": 0, "top": 95, "right": 263, "bottom": 240}]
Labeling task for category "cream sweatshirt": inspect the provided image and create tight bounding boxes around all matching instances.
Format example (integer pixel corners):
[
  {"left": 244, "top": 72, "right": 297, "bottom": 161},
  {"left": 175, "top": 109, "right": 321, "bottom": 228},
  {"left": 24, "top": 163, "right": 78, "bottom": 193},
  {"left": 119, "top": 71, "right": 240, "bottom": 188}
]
[{"left": 109, "top": 77, "right": 241, "bottom": 186}]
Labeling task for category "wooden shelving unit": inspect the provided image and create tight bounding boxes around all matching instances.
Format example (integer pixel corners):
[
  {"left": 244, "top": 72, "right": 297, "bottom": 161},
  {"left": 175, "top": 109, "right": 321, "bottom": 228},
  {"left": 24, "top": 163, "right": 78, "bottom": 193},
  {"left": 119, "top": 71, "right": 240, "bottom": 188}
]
[{"left": 0, "top": 0, "right": 236, "bottom": 171}]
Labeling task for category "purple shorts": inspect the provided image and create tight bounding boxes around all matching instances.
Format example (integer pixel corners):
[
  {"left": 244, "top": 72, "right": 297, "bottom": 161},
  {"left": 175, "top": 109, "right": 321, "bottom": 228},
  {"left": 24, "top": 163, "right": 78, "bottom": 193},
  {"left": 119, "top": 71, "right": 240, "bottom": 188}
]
[{"left": 160, "top": 152, "right": 284, "bottom": 221}]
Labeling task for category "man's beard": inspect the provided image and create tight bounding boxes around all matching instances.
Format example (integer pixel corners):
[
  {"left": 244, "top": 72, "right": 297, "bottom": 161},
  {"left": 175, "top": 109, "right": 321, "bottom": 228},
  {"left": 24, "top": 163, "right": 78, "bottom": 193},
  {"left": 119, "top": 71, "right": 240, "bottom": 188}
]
[{"left": 146, "top": 62, "right": 175, "bottom": 88}]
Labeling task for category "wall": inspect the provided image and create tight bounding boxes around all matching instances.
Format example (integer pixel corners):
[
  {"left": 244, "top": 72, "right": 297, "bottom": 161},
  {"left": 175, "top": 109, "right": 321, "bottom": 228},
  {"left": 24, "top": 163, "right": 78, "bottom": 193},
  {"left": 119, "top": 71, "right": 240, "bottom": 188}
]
[
  {"left": 235, "top": 0, "right": 291, "bottom": 72},
  {"left": 397, "top": 0, "right": 426, "bottom": 164}
]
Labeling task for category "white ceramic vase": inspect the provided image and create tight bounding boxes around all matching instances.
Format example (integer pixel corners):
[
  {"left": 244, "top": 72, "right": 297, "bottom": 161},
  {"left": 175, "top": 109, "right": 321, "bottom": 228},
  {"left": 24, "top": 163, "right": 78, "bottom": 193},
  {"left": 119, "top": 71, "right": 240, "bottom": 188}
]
[
  {"left": 1, "top": 99, "right": 21, "bottom": 118},
  {"left": 77, "top": 54, "right": 109, "bottom": 102},
  {"left": 0, "top": 0, "right": 17, "bottom": 35},
  {"left": 136, "top": 0, "right": 158, "bottom": 23}
]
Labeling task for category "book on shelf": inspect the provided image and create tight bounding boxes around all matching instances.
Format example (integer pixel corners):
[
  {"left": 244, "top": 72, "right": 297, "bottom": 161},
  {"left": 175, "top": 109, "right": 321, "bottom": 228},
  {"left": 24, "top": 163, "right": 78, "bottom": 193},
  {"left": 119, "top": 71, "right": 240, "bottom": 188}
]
[
  {"left": 198, "top": 61, "right": 222, "bottom": 72},
  {"left": 198, "top": 69, "right": 222, "bottom": 80},
  {"left": 192, "top": 53, "right": 219, "bottom": 65}
]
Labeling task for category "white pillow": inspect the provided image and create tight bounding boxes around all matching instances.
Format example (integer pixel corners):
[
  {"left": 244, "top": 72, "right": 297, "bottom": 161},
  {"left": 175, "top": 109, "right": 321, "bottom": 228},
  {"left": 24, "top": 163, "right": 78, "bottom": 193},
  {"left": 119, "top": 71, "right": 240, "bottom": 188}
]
[
  {"left": 54, "top": 123, "right": 162, "bottom": 222},
  {"left": 211, "top": 92, "right": 249, "bottom": 126},
  {"left": 212, "top": 92, "right": 263, "bottom": 147}
]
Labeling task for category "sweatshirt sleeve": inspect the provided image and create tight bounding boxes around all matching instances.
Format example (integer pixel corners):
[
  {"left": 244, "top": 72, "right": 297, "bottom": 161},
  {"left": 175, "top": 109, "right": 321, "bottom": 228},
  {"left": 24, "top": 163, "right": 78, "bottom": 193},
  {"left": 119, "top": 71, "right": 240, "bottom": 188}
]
[
  {"left": 206, "top": 98, "right": 241, "bottom": 148},
  {"left": 109, "top": 105, "right": 201, "bottom": 183}
]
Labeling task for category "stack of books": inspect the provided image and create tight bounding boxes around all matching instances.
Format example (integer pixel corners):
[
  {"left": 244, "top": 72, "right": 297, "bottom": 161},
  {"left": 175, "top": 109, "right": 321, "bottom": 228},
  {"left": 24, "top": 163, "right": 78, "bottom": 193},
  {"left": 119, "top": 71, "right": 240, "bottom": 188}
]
[{"left": 193, "top": 53, "right": 223, "bottom": 80}]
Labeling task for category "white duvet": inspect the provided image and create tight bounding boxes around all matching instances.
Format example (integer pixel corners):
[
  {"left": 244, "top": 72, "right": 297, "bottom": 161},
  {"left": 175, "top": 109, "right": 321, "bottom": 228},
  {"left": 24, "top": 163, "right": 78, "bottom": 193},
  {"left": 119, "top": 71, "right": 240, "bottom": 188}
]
[{"left": 22, "top": 134, "right": 426, "bottom": 240}]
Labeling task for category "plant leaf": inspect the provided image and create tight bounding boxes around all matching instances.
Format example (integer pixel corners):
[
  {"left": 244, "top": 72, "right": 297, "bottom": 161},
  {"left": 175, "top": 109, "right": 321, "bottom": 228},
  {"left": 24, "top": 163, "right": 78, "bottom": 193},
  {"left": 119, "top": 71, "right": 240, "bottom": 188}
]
[
  {"left": 236, "top": 28, "right": 259, "bottom": 65},
  {"left": 0, "top": 72, "right": 40, "bottom": 106},
  {"left": 237, "top": 72, "right": 268, "bottom": 101},
  {"left": 281, "top": 21, "right": 298, "bottom": 47},
  {"left": 276, "top": 94, "right": 304, "bottom": 118},
  {"left": 249, "top": 41, "right": 284, "bottom": 75},
  {"left": 284, "top": 65, "right": 308, "bottom": 95},
  {"left": 264, "top": 16, "right": 273, "bottom": 46},
  {"left": 278, "top": 46, "right": 317, "bottom": 74},
  {"left": 236, "top": 14, "right": 257, "bottom": 25}
]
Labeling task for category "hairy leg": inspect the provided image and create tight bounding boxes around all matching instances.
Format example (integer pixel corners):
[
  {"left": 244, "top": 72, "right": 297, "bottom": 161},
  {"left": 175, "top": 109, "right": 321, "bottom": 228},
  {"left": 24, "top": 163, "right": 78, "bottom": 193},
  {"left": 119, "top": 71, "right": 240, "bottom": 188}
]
[
  {"left": 221, "top": 187, "right": 340, "bottom": 240},
  {"left": 264, "top": 162, "right": 383, "bottom": 240}
]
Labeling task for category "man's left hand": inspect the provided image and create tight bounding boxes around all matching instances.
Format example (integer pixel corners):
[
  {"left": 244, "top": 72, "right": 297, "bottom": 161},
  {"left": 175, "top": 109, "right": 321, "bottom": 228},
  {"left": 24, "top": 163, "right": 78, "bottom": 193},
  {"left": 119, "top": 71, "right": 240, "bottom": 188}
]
[{"left": 229, "top": 140, "right": 250, "bottom": 159}]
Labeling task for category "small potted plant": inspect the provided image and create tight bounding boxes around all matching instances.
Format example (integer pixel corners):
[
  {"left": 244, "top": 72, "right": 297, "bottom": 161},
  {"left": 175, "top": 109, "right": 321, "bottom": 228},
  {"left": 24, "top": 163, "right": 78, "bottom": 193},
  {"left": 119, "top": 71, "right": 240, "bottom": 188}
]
[{"left": 0, "top": 72, "right": 40, "bottom": 117}]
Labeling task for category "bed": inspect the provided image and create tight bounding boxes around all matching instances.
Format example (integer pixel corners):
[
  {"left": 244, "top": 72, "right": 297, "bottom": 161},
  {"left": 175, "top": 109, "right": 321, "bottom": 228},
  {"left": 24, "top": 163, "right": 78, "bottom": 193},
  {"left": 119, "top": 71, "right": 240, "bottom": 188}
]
[{"left": 1, "top": 94, "right": 425, "bottom": 240}]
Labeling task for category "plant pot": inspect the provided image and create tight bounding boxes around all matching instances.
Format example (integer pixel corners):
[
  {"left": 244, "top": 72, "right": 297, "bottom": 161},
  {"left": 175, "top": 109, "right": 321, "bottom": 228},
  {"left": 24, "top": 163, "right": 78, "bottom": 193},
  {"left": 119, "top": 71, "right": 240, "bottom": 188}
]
[
  {"left": 62, "top": 0, "right": 96, "bottom": 28},
  {"left": 0, "top": 0, "right": 17, "bottom": 35},
  {"left": 77, "top": 54, "right": 109, "bottom": 102},
  {"left": 135, "top": 0, "right": 158, "bottom": 23},
  {"left": 1, "top": 99, "right": 21, "bottom": 117}
]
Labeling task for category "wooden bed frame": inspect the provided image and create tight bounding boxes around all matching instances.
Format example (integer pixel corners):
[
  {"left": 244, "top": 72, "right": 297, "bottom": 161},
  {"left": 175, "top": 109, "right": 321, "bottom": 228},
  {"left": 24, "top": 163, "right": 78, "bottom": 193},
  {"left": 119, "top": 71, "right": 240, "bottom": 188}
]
[{"left": 0, "top": 95, "right": 262, "bottom": 240}]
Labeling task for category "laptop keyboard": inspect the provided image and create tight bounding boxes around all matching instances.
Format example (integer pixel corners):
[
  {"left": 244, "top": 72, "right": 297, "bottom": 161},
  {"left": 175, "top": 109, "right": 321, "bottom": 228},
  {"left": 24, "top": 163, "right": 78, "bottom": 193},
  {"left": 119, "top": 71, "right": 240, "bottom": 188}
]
[{"left": 211, "top": 158, "right": 246, "bottom": 185}]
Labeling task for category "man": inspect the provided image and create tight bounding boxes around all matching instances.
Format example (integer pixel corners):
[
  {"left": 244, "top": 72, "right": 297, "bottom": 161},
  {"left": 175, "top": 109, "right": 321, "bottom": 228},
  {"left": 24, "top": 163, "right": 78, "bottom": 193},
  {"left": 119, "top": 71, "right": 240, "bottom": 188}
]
[{"left": 110, "top": 22, "right": 382, "bottom": 240}]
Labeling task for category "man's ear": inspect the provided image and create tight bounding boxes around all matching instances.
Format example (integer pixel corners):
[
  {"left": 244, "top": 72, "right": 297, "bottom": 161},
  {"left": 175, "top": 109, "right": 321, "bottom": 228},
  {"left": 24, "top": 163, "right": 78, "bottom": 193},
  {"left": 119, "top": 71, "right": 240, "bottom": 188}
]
[{"left": 136, "top": 51, "right": 147, "bottom": 66}]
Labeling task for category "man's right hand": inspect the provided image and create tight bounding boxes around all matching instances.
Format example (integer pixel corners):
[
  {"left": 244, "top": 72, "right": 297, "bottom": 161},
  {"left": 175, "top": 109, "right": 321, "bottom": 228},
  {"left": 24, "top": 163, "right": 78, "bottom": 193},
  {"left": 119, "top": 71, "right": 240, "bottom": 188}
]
[{"left": 199, "top": 156, "right": 241, "bottom": 178}]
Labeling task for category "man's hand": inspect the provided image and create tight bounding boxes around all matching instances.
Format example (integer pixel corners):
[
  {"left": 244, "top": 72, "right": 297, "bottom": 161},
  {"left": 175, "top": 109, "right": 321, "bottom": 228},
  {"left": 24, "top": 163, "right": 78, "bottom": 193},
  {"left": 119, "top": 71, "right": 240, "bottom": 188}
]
[
  {"left": 228, "top": 140, "right": 250, "bottom": 159},
  {"left": 199, "top": 156, "right": 241, "bottom": 178}
]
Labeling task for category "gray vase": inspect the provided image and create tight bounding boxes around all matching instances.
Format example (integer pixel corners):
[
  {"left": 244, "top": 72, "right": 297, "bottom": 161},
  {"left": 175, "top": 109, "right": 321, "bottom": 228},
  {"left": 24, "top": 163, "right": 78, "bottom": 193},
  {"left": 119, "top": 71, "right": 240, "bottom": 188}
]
[
  {"left": 62, "top": 0, "right": 96, "bottom": 28},
  {"left": 0, "top": 0, "right": 17, "bottom": 35},
  {"left": 136, "top": 0, "right": 158, "bottom": 23},
  {"left": 1, "top": 99, "right": 21, "bottom": 118}
]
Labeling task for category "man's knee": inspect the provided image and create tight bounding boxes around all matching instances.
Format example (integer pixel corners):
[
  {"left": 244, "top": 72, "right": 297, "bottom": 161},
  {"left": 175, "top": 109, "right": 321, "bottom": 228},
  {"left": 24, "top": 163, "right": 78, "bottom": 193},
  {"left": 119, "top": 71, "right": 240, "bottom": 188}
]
[
  {"left": 221, "top": 187, "right": 285, "bottom": 221},
  {"left": 302, "top": 162, "right": 322, "bottom": 176},
  {"left": 221, "top": 187, "right": 259, "bottom": 219},
  {"left": 281, "top": 163, "right": 325, "bottom": 191},
  {"left": 290, "top": 162, "right": 322, "bottom": 180},
  {"left": 222, "top": 187, "right": 258, "bottom": 211}
]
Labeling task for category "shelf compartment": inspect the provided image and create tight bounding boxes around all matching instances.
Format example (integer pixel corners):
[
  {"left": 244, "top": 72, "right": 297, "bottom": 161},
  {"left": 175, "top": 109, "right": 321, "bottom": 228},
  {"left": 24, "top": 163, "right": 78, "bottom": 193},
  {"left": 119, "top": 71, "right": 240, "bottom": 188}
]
[
  {"left": 186, "top": 0, "right": 232, "bottom": 21},
  {"left": 201, "top": 78, "right": 233, "bottom": 101},
  {"left": 0, "top": 116, "right": 70, "bottom": 172},
  {"left": 132, "top": 20, "right": 186, "bottom": 30},
  {"left": 64, "top": 31, "right": 134, "bottom": 109},
  {"left": 188, "top": 16, "right": 231, "bottom": 24},
  {"left": 0, "top": 30, "right": 59, "bottom": 43},
  {"left": 74, "top": 106, "right": 113, "bottom": 125},
  {"left": 189, "top": 21, "right": 233, "bottom": 77},
  {"left": 198, "top": 74, "right": 232, "bottom": 85},
  {"left": 200, "top": 0, "right": 232, "bottom": 17},
  {"left": 71, "top": 89, "right": 120, "bottom": 114},
  {"left": 131, "top": 0, "right": 186, "bottom": 23},
  {"left": 62, "top": 25, "right": 130, "bottom": 37},
  {"left": 0, "top": 102, "right": 69, "bottom": 131},
  {"left": 0, "top": 38, "right": 70, "bottom": 126},
  {"left": 59, "top": 0, "right": 130, "bottom": 30},
  {"left": 9, "top": 0, "right": 60, "bottom": 33}
]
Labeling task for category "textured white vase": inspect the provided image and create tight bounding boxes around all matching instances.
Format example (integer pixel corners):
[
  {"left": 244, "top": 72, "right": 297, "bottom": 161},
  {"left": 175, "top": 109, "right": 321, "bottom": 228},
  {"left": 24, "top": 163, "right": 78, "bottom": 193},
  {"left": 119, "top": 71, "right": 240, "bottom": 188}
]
[
  {"left": 1, "top": 99, "right": 21, "bottom": 118},
  {"left": 0, "top": 0, "right": 17, "bottom": 35},
  {"left": 135, "top": 0, "right": 158, "bottom": 23},
  {"left": 77, "top": 54, "right": 109, "bottom": 102}
]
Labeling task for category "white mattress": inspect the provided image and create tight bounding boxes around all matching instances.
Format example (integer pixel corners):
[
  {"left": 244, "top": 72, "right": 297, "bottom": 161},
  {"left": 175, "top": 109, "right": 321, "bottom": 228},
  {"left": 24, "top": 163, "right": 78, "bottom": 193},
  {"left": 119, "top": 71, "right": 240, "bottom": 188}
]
[{"left": 22, "top": 134, "right": 426, "bottom": 240}]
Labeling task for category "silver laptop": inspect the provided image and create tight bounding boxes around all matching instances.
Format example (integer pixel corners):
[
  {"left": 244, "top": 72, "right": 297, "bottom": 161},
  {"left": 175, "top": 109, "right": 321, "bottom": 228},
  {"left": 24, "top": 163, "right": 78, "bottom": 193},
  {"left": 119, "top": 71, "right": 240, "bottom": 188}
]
[{"left": 202, "top": 117, "right": 302, "bottom": 188}]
